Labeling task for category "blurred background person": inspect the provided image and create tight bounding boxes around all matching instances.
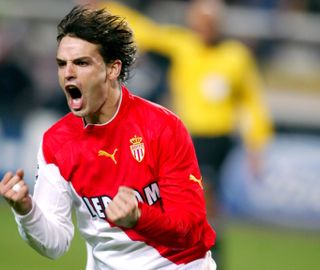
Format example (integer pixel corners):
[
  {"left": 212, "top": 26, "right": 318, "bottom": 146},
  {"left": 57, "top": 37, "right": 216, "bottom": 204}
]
[
  {"left": 88, "top": 0, "right": 274, "bottom": 267},
  {"left": 0, "top": 20, "right": 35, "bottom": 177},
  {"left": 0, "top": 22, "right": 34, "bottom": 140},
  {"left": 0, "top": 17, "right": 65, "bottom": 184}
]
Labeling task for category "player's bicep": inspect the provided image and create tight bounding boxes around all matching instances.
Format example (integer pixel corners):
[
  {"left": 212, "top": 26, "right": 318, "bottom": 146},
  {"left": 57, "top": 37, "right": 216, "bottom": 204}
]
[
  {"left": 35, "top": 148, "right": 73, "bottom": 225},
  {"left": 158, "top": 119, "right": 206, "bottom": 216}
]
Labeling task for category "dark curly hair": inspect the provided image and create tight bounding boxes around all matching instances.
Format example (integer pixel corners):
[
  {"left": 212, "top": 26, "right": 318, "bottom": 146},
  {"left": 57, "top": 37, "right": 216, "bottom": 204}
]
[{"left": 57, "top": 5, "right": 137, "bottom": 82}]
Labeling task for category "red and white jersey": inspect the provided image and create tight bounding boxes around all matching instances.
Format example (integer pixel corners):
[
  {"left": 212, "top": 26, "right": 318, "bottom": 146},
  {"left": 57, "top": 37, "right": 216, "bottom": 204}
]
[{"left": 14, "top": 86, "right": 216, "bottom": 269}]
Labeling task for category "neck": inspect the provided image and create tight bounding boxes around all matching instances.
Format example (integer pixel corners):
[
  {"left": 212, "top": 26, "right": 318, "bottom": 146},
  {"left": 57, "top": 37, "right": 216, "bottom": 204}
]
[{"left": 84, "top": 83, "right": 122, "bottom": 125}]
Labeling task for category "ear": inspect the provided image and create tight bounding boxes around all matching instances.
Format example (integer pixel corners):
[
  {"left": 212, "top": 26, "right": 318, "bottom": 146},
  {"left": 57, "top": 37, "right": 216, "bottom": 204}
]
[{"left": 107, "top": 60, "right": 122, "bottom": 81}]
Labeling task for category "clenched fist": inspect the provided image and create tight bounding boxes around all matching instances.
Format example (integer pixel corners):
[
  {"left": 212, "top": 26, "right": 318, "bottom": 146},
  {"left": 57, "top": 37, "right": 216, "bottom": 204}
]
[
  {"left": 0, "top": 169, "right": 32, "bottom": 215},
  {"left": 106, "top": 186, "right": 141, "bottom": 228}
]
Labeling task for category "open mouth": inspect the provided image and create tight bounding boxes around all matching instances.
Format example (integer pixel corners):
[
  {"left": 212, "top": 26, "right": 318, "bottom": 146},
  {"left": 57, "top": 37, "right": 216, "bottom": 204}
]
[
  {"left": 65, "top": 85, "right": 83, "bottom": 110},
  {"left": 66, "top": 85, "right": 82, "bottom": 99}
]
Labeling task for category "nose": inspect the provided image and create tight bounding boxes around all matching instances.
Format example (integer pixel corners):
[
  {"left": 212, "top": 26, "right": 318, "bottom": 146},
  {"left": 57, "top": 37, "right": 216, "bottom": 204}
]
[{"left": 64, "top": 63, "right": 76, "bottom": 80}]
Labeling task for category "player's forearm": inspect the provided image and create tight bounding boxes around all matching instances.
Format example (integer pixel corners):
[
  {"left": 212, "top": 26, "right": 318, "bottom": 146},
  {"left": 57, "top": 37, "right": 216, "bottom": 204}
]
[
  {"left": 13, "top": 199, "right": 74, "bottom": 259},
  {"left": 134, "top": 203, "right": 205, "bottom": 248},
  {"left": 9, "top": 195, "right": 33, "bottom": 215}
]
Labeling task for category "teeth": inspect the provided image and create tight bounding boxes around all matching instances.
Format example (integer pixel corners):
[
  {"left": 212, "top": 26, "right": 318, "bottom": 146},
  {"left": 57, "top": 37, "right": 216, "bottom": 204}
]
[{"left": 66, "top": 85, "right": 77, "bottom": 90}]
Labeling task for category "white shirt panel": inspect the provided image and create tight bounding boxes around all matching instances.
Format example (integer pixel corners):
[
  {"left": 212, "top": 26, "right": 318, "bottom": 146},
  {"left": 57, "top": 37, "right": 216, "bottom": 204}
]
[{"left": 13, "top": 147, "right": 74, "bottom": 259}]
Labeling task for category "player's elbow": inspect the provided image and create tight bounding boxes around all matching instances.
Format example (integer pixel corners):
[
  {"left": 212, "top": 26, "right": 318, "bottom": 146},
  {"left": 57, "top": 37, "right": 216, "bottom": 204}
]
[
  {"left": 48, "top": 227, "right": 74, "bottom": 259},
  {"left": 169, "top": 219, "right": 204, "bottom": 248},
  {"left": 25, "top": 235, "right": 70, "bottom": 260},
  {"left": 29, "top": 223, "right": 74, "bottom": 260},
  {"left": 38, "top": 236, "right": 72, "bottom": 260}
]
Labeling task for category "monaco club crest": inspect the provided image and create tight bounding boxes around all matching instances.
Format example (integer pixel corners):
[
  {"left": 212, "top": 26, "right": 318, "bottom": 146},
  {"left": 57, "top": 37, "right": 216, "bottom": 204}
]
[{"left": 130, "top": 135, "right": 145, "bottom": 162}]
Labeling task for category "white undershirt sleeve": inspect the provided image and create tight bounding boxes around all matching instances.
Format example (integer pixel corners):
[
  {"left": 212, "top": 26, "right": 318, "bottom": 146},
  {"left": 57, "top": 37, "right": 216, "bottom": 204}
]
[{"left": 13, "top": 146, "right": 74, "bottom": 259}]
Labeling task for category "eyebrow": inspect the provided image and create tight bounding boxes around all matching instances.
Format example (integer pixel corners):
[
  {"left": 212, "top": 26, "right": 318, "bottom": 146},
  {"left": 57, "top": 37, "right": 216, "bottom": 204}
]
[{"left": 56, "top": 56, "right": 92, "bottom": 63}]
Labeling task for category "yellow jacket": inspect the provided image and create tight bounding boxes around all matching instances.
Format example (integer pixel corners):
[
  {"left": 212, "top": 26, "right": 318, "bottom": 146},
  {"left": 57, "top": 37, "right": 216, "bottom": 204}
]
[{"left": 106, "top": 1, "right": 273, "bottom": 151}]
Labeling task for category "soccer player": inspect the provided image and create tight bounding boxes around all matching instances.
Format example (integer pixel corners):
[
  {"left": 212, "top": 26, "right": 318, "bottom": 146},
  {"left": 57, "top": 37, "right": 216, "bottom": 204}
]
[{"left": 0, "top": 5, "right": 216, "bottom": 270}]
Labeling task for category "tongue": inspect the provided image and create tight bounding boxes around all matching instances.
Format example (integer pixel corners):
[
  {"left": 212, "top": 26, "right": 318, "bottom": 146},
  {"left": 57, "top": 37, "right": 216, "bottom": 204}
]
[{"left": 70, "top": 98, "right": 83, "bottom": 110}]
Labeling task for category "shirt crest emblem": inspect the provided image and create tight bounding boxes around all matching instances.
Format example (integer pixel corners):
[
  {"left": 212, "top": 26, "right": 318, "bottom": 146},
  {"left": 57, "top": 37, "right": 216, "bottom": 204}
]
[{"left": 130, "top": 135, "right": 145, "bottom": 162}]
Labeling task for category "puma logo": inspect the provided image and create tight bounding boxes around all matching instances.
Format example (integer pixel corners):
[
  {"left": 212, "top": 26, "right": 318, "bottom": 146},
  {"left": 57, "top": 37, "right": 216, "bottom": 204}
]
[
  {"left": 98, "top": 149, "right": 118, "bottom": 164},
  {"left": 189, "top": 174, "right": 203, "bottom": 189}
]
